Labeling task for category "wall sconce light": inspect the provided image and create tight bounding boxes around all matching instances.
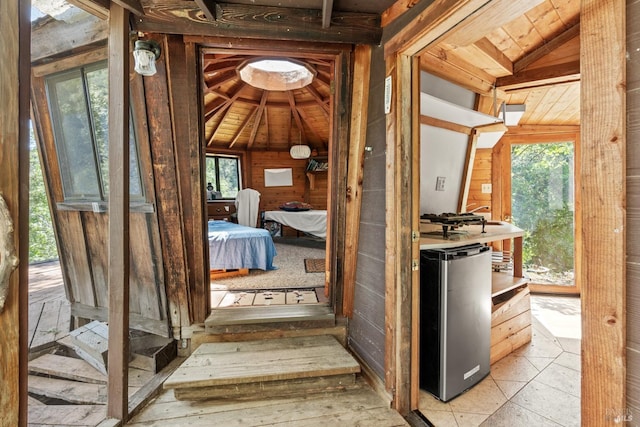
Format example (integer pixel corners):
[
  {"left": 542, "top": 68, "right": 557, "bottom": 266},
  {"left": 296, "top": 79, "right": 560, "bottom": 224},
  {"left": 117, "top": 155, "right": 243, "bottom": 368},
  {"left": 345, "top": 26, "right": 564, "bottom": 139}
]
[{"left": 133, "top": 39, "right": 161, "bottom": 76}]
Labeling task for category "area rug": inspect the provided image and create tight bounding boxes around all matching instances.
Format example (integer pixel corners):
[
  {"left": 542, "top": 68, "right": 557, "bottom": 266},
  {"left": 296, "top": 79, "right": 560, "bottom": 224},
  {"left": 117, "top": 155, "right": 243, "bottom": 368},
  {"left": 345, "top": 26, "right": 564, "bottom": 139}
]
[{"left": 304, "top": 258, "right": 325, "bottom": 273}]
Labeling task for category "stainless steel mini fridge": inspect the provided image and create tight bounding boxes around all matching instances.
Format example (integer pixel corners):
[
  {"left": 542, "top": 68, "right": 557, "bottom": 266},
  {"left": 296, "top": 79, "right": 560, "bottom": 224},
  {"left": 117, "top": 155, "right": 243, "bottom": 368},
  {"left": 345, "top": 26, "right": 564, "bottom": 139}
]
[{"left": 420, "top": 243, "right": 492, "bottom": 402}]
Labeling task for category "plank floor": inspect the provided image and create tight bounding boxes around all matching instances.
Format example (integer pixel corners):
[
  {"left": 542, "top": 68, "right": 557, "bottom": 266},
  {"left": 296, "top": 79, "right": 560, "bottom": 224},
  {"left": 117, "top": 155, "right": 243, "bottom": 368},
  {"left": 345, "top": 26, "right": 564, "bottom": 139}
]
[{"left": 128, "top": 380, "right": 409, "bottom": 427}]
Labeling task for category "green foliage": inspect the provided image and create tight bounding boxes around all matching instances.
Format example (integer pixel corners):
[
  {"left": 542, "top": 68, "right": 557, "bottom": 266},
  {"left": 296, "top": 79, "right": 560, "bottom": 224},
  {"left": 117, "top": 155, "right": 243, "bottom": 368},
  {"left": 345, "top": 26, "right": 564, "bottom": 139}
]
[
  {"left": 511, "top": 143, "right": 574, "bottom": 274},
  {"left": 29, "top": 132, "right": 58, "bottom": 263}
]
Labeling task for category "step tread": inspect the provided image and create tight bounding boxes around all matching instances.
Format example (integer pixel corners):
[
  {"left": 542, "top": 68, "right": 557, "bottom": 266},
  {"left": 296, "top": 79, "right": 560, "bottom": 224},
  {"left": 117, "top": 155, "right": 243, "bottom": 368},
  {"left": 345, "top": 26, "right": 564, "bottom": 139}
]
[
  {"left": 205, "top": 304, "right": 334, "bottom": 327},
  {"left": 164, "top": 335, "right": 360, "bottom": 390}
]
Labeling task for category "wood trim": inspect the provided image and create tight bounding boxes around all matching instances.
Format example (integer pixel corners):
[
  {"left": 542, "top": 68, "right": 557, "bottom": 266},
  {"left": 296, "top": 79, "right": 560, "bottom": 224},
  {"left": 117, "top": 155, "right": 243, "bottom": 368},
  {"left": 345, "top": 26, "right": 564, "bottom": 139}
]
[
  {"left": 457, "top": 130, "right": 478, "bottom": 212},
  {"left": 581, "top": 0, "right": 626, "bottom": 423},
  {"left": 513, "top": 23, "right": 580, "bottom": 73},
  {"left": 133, "top": 3, "right": 382, "bottom": 45},
  {"left": 0, "top": 0, "right": 30, "bottom": 424},
  {"left": 107, "top": 4, "right": 131, "bottom": 421},
  {"left": 342, "top": 45, "right": 371, "bottom": 317},
  {"left": 66, "top": 0, "right": 110, "bottom": 20}
]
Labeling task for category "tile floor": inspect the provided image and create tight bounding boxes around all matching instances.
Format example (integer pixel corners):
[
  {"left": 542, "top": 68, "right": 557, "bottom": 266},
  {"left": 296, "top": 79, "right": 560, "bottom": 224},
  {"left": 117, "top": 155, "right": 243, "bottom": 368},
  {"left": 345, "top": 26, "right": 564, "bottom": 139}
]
[{"left": 419, "top": 294, "right": 581, "bottom": 427}]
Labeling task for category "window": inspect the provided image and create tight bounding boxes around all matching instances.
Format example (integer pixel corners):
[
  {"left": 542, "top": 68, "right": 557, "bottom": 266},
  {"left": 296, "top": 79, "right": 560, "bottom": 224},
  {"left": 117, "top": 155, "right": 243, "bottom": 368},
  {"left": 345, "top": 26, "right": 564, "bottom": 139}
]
[
  {"left": 205, "top": 155, "right": 241, "bottom": 199},
  {"left": 45, "top": 61, "right": 143, "bottom": 202}
]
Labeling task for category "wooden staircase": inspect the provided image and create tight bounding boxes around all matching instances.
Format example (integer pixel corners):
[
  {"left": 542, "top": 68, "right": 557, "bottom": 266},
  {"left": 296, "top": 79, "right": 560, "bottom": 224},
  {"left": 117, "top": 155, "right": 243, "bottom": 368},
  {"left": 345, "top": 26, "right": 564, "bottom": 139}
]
[{"left": 164, "top": 335, "right": 361, "bottom": 401}]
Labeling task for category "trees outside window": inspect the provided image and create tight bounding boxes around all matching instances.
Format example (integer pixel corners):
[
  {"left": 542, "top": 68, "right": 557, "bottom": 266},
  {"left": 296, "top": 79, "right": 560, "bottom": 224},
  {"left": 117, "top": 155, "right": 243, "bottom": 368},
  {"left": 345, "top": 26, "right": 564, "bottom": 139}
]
[{"left": 205, "top": 155, "right": 241, "bottom": 199}]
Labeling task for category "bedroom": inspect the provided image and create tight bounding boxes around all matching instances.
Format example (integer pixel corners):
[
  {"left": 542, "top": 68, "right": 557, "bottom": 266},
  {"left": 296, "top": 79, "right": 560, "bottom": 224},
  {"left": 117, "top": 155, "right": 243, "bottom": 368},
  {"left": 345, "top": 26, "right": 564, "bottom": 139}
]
[{"left": 200, "top": 47, "right": 337, "bottom": 308}]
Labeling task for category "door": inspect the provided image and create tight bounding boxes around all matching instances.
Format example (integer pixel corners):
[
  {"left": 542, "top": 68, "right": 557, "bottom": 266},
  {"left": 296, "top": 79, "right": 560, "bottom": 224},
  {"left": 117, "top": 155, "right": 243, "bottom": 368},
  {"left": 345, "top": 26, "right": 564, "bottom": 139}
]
[{"left": 502, "top": 136, "right": 581, "bottom": 295}]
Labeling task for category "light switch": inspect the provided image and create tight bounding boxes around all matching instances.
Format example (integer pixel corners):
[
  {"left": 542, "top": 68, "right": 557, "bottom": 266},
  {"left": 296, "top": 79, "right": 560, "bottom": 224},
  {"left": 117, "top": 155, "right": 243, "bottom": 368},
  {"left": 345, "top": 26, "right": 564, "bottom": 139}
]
[
  {"left": 481, "top": 183, "right": 492, "bottom": 194},
  {"left": 436, "top": 176, "right": 446, "bottom": 191}
]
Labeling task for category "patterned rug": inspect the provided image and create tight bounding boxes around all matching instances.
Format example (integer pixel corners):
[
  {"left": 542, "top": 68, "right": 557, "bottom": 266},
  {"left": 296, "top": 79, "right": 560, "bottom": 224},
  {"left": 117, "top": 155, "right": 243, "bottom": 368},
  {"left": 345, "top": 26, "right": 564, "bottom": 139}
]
[
  {"left": 212, "top": 289, "right": 320, "bottom": 308},
  {"left": 304, "top": 258, "right": 325, "bottom": 273}
]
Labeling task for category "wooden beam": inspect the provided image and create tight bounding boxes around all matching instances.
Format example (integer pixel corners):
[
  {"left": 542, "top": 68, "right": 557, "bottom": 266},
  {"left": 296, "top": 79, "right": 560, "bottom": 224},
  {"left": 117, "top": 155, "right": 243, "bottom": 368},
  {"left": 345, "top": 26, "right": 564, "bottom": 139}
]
[
  {"left": 381, "top": 0, "right": 421, "bottom": 28},
  {"left": 496, "top": 61, "right": 580, "bottom": 92},
  {"left": 440, "top": 0, "right": 545, "bottom": 48},
  {"left": 322, "top": 0, "right": 333, "bottom": 29},
  {"left": 194, "top": 0, "right": 216, "bottom": 21},
  {"left": 133, "top": 2, "right": 381, "bottom": 45},
  {"left": 457, "top": 130, "right": 478, "bottom": 212},
  {"left": 287, "top": 91, "right": 307, "bottom": 144},
  {"left": 419, "top": 115, "right": 472, "bottom": 135},
  {"left": 581, "top": 0, "right": 626, "bottom": 424},
  {"left": 31, "top": 13, "right": 108, "bottom": 63},
  {"left": 66, "top": 0, "right": 109, "bottom": 19},
  {"left": 514, "top": 23, "right": 580, "bottom": 73},
  {"left": 111, "top": 0, "right": 144, "bottom": 16},
  {"left": 247, "top": 91, "right": 268, "bottom": 150},
  {"left": 342, "top": 45, "right": 371, "bottom": 318},
  {"left": 473, "top": 37, "right": 513, "bottom": 76},
  {"left": 0, "top": 0, "right": 30, "bottom": 424},
  {"left": 107, "top": 3, "right": 130, "bottom": 421}
]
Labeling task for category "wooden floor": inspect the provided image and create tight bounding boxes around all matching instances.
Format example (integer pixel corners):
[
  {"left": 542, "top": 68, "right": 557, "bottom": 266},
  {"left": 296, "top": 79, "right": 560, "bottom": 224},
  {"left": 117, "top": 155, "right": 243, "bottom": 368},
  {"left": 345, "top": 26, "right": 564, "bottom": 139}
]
[
  {"left": 129, "top": 335, "right": 408, "bottom": 426},
  {"left": 28, "top": 261, "right": 70, "bottom": 354},
  {"left": 127, "top": 383, "right": 409, "bottom": 426}
]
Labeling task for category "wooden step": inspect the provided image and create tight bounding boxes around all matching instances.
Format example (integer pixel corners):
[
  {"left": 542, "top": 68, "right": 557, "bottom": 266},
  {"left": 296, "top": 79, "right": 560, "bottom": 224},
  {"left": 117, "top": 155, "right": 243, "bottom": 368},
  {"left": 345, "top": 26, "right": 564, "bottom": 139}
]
[
  {"left": 164, "top": 335, "right": 360, "bottom": 401},
  {"left": 205, "top": 304, "right": 335, "bottom": 334}
]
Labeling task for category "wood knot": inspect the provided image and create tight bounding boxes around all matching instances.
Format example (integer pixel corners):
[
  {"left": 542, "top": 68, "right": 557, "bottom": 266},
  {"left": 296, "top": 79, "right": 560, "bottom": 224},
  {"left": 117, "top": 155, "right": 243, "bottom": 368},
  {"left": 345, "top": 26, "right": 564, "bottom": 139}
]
[{"left": 605, "top": 315, "right": 617, "bottom": 326}]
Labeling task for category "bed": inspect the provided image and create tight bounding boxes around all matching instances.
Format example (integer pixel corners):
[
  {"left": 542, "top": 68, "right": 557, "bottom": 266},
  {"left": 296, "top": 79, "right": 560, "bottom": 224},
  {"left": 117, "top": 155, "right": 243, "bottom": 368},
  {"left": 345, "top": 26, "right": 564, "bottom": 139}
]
[
  {"left": 208, "top": 220, "right": 277, "bottom": 271},
  {"left": 263, "top": 209, "right": 327, "bottom": 239}
]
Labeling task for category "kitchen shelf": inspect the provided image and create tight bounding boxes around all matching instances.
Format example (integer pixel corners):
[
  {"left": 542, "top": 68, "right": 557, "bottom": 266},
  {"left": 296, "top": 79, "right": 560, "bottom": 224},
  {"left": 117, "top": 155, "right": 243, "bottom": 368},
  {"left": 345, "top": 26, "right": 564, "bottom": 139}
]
[{"left": 491, "top": 272, "right": 529, "bottom": 298}]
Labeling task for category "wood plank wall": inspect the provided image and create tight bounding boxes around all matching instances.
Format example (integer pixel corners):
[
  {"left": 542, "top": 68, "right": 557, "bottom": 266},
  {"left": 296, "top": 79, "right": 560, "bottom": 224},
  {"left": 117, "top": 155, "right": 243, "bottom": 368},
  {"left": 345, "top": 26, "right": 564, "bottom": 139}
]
[
  {"left": 627, "top": 0, "right": 640, "bottom": 418},
  {"left": 348, "top": 45, "right": 387, "bottom": 380},
  {"left": 466, "top": 148, "right": 493, "bottom": 214},
  {"left": 247, "top": 151, "right": 327, "bottom": 211}
]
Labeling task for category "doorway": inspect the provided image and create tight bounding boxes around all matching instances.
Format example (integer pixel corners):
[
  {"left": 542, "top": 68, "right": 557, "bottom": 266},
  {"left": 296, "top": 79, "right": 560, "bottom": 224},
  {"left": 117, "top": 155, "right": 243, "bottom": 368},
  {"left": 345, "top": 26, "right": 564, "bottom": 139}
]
[
  {"left": 501, "top": 136, "right": 581, "bottom": 295},
  {"left": 197, "top": 43, "right": 350, "bottom": 315}
]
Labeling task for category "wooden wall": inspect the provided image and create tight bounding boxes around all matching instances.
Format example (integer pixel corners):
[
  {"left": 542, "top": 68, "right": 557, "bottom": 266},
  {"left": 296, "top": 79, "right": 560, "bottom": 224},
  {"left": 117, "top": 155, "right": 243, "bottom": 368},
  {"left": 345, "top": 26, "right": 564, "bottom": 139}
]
[
  {"left": 466, "top": 148, "right": 493, "bottom": 214},
  {"left": 348, "top": 45, "right": 387, "bottom": 379},
  {"left": 246, "top": 151, "right": 327, "bottom": 211},
  {"left": 627, "top": 0, "right": 640, "bottom": 417}
]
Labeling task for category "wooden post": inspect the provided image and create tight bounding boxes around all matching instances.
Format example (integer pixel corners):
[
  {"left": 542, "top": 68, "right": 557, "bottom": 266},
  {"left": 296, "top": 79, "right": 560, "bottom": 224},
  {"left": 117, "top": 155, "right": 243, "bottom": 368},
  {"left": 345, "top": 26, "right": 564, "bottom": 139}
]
[
  {"left": 581, "top": 0, "right": 626, "bottom": 424},
  {"left": 0, "top": 0, "right": 30, "bottom": 425},
  {"left": 342, "top": 45, "right": 371, "bottom": 317},
  {"left": 107, "top": 3, "right": 131, "bottom": 421}
]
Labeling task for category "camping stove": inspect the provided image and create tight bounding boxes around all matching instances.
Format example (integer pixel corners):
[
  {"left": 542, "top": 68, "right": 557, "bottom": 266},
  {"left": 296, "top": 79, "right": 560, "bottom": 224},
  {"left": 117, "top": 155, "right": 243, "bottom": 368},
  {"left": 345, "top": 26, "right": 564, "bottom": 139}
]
[{"left": 420, "top": 212, "right": 486, "bottom": 239}]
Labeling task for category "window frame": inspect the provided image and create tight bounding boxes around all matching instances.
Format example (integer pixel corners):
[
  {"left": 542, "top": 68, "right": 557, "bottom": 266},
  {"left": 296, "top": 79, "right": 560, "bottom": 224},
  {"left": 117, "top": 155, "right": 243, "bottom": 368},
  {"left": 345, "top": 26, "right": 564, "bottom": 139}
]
[
  {"left": 205, "top": 153, "right": 242, "bottom": 201},
  {"left": 45, "top": 60, "right": 147, "bottom": 210}
]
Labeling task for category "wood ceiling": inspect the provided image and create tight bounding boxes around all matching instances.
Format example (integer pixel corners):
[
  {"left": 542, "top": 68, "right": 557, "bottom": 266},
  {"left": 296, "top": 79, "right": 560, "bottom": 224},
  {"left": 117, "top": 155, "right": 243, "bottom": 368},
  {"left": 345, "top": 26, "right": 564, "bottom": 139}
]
[
  {"left": 62, "top": 0, "right": 581, "bottom": 149},
  {"left": 201, "top": 51, "right": 335, "bottom": 153},
  {"left": 419, "top": 0, "right": 581, "bottom": 127}
]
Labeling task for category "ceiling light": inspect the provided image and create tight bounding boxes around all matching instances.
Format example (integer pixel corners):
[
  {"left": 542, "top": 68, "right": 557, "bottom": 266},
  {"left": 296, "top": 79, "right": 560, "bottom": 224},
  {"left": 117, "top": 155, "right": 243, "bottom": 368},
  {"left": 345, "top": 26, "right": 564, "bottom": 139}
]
[
  {"left": 238, "top": 58, "right": 316, "bottom": 91},
  {"left": 501, "top": 104, "right": 526, "bottom": 126}
]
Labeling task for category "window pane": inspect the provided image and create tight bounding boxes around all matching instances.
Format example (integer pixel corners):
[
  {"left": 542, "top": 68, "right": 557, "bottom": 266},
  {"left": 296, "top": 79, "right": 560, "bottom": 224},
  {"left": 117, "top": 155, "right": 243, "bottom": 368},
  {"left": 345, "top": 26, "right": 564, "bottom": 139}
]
[
  {"left": 85, "top": 66, "right": 143, "bottom": 198},
  {"left": 205, "top": 156, "right": 218, "bottom": 192},
  {"left": 49, "top": 72, "right": 100, "bottom": 199},
  {"left": 218, "top": 157, "right": 240, "bottom": 198}
]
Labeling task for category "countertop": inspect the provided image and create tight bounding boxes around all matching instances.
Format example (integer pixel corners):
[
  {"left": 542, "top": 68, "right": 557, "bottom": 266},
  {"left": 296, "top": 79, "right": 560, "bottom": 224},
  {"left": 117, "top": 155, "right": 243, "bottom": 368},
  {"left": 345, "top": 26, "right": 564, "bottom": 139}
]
[{"left": 419, "top": 221, "right": 524, "bottom": 250}]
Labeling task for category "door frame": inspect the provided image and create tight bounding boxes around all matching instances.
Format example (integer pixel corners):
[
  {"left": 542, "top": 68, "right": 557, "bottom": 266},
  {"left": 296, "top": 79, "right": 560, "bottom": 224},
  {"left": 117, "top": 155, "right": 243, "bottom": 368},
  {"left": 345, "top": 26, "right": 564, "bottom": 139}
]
[{"left": 498, "top": 130, "right": 582, "bottom": 295}]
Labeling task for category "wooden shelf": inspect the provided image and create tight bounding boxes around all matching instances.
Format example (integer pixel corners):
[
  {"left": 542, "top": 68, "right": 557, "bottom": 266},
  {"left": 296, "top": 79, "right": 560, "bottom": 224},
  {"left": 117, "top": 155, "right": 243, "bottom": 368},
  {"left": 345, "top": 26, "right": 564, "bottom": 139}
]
[{"left": 491, "top": 272, "right": 529, "bottom": 298}]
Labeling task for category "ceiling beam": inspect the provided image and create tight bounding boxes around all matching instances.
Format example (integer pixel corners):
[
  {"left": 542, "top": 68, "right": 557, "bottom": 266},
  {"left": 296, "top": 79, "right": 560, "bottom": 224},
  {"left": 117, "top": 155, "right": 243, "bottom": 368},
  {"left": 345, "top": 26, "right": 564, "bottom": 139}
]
[
  {"left": 134, "top": 2, "right": 382, "bottom": 45},
  {"left": 472, "top": 37, "right": 513, "bottom": 75},
  {"left": 194, "top": 0, "right": 216, "bottom": 21},
  {"left": 66, "top": 0, "right": 110, "bottom": 19},
  {"left": 287, "top": 91, "right": 307, "bottom": 143},
  {"left": 111, "top": 0, "right": 144, "bottom": 16},
  {"left": 438, "top": 0, "right": 545, "bottom": 48},
  {"left": 513, "top": 23, "right": 580, "bottom": 73},
  {"left": 322, "top": 0, "right": 333, "bottom": 29},
  {"left": 496, "top": 60, "right": 580, "bottom": 92},
  {"left": 247, "top": 91, "right": 268, "bottom": 149}
]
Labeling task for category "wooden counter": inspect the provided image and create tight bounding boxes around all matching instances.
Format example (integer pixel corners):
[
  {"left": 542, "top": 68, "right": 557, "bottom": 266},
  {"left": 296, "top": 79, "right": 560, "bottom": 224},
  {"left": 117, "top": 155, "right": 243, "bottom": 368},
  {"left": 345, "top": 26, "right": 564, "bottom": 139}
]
[{"left": 420, "top": 221, "right": 524, "bottom": 280}]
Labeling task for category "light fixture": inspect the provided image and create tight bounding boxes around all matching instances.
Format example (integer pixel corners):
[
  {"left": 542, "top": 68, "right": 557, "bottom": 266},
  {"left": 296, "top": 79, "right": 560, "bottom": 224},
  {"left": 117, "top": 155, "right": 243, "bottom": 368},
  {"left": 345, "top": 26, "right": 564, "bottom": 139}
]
[
  {"left": 289, "top": 128, "right": 311, "bottom": 159},
  {"left": 501, "top": 104, "right": 526, "bottom": 126},
  {"left": 133, "top": 39, "right": 161, "bottom": 76}
]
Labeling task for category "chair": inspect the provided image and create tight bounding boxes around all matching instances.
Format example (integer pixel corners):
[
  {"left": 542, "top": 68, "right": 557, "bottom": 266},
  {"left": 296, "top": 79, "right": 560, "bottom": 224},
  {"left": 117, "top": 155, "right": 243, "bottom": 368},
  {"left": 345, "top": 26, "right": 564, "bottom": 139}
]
[{"left": 235, "top": 188, "right": 261, "bottom": 227}]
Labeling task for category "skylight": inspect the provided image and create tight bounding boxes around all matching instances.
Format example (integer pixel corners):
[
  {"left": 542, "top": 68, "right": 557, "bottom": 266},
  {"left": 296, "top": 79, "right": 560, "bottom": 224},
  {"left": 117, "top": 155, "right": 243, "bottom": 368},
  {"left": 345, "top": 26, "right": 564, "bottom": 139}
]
[{"left": 238, "top": 58, "right": 315, "bottom": 91}]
